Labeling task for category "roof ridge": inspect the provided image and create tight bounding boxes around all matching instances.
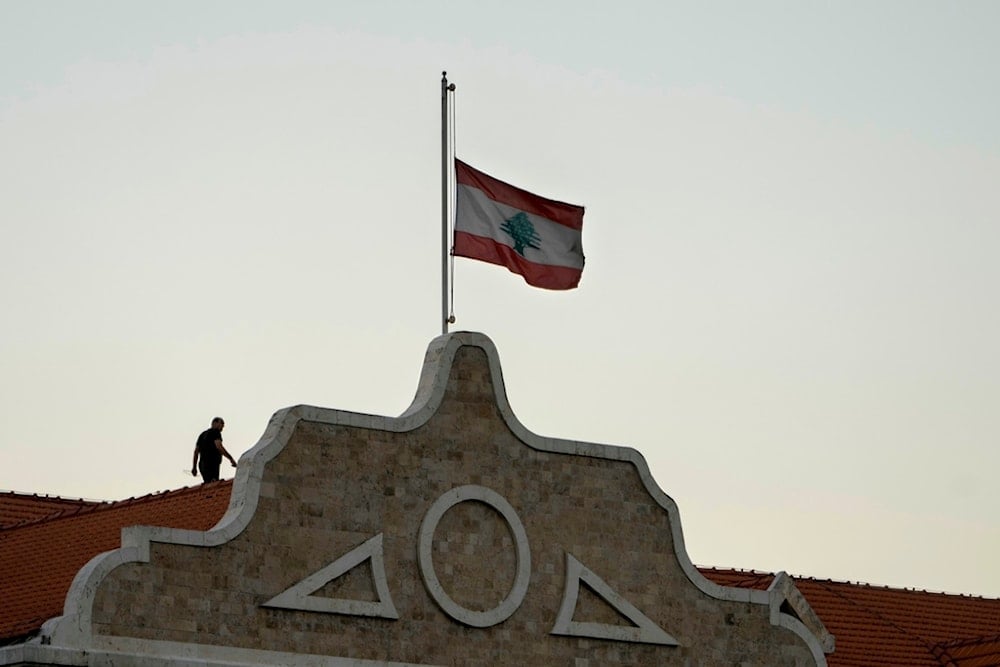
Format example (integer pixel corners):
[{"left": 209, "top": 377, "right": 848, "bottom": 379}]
[
  {"left": 96, "top": 481, "right": 235, "bottom": 517},
  {"left": 795, "top": 574, "right": 1000, "bottom": 600},
  {"left": 0, "top": 481, "right": 233, "bottom": 532},
  {"left": 105, "top": 481, "right": 230, "bottom": 506},
  {"left": 702, "top": 565, "right": 1000, "bottom": 601},
  {"left": 699, "top": 566, "right": 773, "bottom": 575},
  {"left": 697, "top": 566, "right": 775, "bottom": 588},
  {"left": 0, "top": 489, "right": 105, "bottom": 504},
  {"left": 0, "top": 492, "right": 108, "bottom": 531}
]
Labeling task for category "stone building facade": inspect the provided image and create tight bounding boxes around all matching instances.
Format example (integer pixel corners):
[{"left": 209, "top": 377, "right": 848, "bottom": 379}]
[{"left": 5, "top": 332, "right": 830, "bottom": 666}]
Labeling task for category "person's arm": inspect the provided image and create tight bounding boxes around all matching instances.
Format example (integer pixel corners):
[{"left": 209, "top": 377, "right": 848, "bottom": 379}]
[
  {"left": 215, "top": 439, "right": 237, "bottom": 467},
  {"left": 192, "top": 447, "right": 199, "bottom": 476}
]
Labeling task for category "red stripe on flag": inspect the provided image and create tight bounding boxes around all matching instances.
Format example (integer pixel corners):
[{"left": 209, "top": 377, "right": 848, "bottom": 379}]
[
  {"left": 455, "top": 159, "right": 584, "bottom": 231},
  {"left": 454, "top": 231, "right": 582, "bottom": 290}
]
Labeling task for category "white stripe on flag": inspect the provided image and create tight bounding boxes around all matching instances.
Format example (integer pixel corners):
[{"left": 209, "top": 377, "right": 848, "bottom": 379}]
[{"left": 455, "top": 183, "right": 584, "bottom": 270}]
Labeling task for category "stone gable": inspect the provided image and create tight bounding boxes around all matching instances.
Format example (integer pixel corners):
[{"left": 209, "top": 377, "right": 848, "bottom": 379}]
[{"left": 30, "top": 332, "right": 829, "bottom": 666}]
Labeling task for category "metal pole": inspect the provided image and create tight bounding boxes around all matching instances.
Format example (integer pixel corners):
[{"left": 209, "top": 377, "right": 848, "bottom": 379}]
[{"left": 441, "top": 71, "right": 453, "bottom": 335}]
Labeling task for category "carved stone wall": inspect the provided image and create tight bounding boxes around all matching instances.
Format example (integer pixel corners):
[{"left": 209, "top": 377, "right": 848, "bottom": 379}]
[{"left": 39, "top": 333, "right": 829, "bottom": 666}]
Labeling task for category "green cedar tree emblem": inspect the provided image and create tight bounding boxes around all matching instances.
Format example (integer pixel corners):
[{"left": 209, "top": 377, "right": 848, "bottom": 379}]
[{"left": 501, "top": 212, "right": 542, "bottom": 256}]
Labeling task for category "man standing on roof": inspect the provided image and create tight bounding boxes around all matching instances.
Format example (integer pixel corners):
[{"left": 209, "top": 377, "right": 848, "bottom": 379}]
[{"left": 192, "top": 417, "right": 237, "bottom": 483}]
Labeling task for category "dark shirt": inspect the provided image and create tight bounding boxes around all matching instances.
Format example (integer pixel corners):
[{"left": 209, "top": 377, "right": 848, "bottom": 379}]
[{"left": 196, "top": 428, "right": 223, "bottom": 465}]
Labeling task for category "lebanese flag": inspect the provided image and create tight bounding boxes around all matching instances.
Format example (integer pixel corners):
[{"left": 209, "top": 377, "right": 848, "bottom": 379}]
[{"left": 454, "top": 159, "right": 585, "bottom": 290}]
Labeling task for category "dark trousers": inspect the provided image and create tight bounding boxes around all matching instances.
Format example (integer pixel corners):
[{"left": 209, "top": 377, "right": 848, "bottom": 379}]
[{"left": 199, "top": 459, "right": 221, "bottom": 483}]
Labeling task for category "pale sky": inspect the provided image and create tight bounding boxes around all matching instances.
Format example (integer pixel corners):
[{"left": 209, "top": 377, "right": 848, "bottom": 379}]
[{"left": 2, "top": 1, "right": 998, "bottom": 597}]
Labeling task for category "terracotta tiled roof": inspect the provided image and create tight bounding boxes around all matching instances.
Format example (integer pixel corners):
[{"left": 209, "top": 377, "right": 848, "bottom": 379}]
[
  {"left": 2, "top": 485, "right": 999, "bottom": 665},
  {"left": 701, "top": 568, "right": 1000, "bottom": 666},
  {"left": 932, "top": 633, "right": 1000, "bottom": 666},
  {"left": 0, "top": 492, "right": 103, "bottom": 529},
  {"left": 0, "top": 481, "right": 232, "bottom": 644}
]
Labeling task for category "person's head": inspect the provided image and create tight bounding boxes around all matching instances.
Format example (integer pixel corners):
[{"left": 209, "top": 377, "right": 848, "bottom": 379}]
[{"left": 212, "top": 417, "right": 225, "bottom": 431}]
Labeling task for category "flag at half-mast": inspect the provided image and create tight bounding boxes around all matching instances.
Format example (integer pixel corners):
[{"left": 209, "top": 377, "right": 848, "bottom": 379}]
[{"left": 453, "top": 159, "right": 585, "bottom": 290}]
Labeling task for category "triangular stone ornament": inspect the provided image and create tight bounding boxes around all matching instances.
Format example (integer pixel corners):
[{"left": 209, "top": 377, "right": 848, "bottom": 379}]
[
  {"left": 263, "top": 533, "right": 399, "bottom": 619},
  {"left": 551, "top": 553, "right": 678, "bottom": 646}
]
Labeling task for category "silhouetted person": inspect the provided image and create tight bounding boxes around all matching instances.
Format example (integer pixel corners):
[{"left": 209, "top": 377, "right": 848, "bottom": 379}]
[{"left": 192, "top": 417, "right": 237, "bottom": 483}]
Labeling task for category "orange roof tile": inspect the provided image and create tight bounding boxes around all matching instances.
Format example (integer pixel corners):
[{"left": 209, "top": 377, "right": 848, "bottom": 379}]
[
  {"left": 0, "top": 481, "right": 231, "bottom": 644},
  {"left": 933, "top": 634, "right": 1000, "bottom": 666},
  {"left": 0, "top": 492, "right": 103, "bottom": 529},
  {"left": 700, "top": 568, "right": 1000, "bottom": 666}
]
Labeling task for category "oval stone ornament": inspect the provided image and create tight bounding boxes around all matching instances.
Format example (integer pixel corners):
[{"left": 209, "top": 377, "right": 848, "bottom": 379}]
[{"left": 418, "top": 485, "right": 531, "bottom": 627}]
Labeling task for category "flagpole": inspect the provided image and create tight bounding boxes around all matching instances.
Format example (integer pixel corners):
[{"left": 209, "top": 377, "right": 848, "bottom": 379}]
[{"left": 441, "top": 71, "right": 455, "bottom": 335}]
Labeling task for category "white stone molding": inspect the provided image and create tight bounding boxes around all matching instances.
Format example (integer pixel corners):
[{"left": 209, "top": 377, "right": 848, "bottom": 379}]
[
  {"left": 39, "top": 331, "right": 829, "bottom": 663},
  {"left": 769, "top": 571, "right": 834, "bottom": 663},
  {"left": 1, "top": 638, "right": 443, "bottom": 666},
  {"left": 262, "top": 533, "right": 399, "bottom": 619},
  {"left": 417, "top": 485, "right": 531, "bottom": 628},
  {"left": 551, "top": 553, "right": 677, "bottom": 646}
]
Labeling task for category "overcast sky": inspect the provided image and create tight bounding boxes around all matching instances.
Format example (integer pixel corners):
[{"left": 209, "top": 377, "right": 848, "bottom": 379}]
[{"left": 2, "top": 1, "right": 998, "bottom": 597}]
